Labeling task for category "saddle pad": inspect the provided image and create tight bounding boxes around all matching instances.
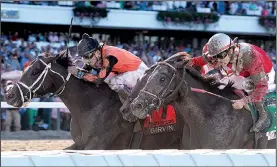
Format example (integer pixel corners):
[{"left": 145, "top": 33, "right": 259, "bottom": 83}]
[{"left": 143, "top": 105, "right": 177, "bottom": 135}]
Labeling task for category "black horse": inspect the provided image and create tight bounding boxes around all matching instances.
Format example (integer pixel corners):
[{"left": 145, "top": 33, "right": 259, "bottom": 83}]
[
  {"left": 124, "top": 55, "right": 276, "bottom": 149},
  {"left": 5, "top": 50, "right": 183, "bottom": 150}
]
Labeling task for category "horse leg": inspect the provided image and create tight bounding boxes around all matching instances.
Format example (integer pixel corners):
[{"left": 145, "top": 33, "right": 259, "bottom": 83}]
[
  {"left": 267, "top": 139, "right": 276, "bottom": 148},
  {"left": 80, "top": 116, "right": 125, "bottom": 150},
  {"left": 84, "top": 135, "right": 114, "bottom": 150},
  {"left": 64, "top": 117, "right": 84, "bottom": 150},
  {"left": 256, "top": 134, "right": 268, "bottom": 149}
]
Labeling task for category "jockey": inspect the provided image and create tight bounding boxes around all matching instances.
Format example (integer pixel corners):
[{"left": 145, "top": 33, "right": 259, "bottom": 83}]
[
  {"left": 181, "top": 33, "right": 275, "bottom": 132},
  {"left": 68, "top": 33, "right": 148, "bottom": 102}
]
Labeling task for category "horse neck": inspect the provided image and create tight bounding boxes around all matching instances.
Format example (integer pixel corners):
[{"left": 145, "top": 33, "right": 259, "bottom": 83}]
[
  {"left": 56, "top": 76, "right": 105, "bottom": 116},
  {"left": 173, "top": 72, "right": 231, "bottom": 124}
]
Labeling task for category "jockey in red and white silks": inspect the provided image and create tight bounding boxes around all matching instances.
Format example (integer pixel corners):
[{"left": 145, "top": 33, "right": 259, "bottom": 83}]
[{"left": 178, "top": 33, "right": 275, "bottom": 132}]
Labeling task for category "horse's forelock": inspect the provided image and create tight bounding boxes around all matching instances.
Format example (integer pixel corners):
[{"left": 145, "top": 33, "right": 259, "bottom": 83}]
[{"left": 55, "top": 49, "right": 74, "bottom": 69}]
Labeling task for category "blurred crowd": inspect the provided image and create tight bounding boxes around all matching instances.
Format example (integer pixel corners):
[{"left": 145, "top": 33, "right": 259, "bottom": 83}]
[
  {"left": 3, "top": 1, "right": 276, "bottom": 16},
  {"left": 1, "top": 29, "right": 276, "bottom": 132}
]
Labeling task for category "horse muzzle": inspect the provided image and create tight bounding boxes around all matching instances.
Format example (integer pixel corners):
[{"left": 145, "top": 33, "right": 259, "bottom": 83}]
[
  {"left": 5, "top": 87, "right": 23, "bottom": 108},
  {"left": 131, "top": 100, "right": 148, "bottom": 119}
]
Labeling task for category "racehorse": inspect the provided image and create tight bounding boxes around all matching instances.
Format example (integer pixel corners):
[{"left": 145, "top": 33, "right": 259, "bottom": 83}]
[
  {"left": 123, "top": 54, "right": 276, "bottom": 149},
  {"left": 4, "top": 50, "right": 184, "bottom": 150}
]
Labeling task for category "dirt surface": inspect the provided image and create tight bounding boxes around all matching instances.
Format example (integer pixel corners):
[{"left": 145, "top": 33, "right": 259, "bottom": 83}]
[{"left": 1, "top": 130, "right": 74, "bottom": 151}]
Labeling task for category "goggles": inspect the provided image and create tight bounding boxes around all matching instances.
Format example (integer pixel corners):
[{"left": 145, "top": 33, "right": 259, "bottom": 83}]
[
  {"left": 211, "top": 37, "right": 238, "bottom": 60},
  {"left": 83, "top": 50, "right": 96, "bottom": 59}
]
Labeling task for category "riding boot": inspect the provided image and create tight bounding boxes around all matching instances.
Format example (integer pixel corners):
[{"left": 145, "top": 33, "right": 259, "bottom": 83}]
[{"left": 251, "top": 102, "right": 270, "bottom": 132}]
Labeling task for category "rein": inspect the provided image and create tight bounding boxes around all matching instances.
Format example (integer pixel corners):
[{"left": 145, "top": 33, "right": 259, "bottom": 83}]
[{"left": 190, "top": 87, "right": 232, "bottom": 102}]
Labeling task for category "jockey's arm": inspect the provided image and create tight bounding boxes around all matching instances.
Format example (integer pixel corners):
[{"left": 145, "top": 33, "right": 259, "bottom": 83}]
[
  {"left": 242, "top": 53, "right": 268, "bottom": 103},
  {"left": 189, "top": 56, "right": 207, "bottom": 67},
  {"left": 175, "top": 52, "right": 208, "bottom": 67},
  {"left": 82, "top": 56, "right": 118, "bottom": 84}
]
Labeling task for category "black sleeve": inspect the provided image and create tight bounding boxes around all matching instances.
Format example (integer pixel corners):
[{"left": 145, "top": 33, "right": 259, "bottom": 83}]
[
  {"left": 93, "top": 55, "right": 118, "bottom": 85},
  {"left": 105, "top": 55, "right": 118, "bottom": 77}
]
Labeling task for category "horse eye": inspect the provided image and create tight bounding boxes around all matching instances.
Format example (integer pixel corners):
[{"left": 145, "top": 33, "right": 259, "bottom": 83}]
[{"left": 160, "top": 77, "right": 165, "bottom": 83}]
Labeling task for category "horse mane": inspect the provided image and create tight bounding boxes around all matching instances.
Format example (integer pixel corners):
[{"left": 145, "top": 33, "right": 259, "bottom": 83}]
[
  {"left": 39, "top": 49, "right": 73, "bottom": 70},
  {"left": 159, "top": 54, "right": 235, "bottom": 96},
  {"left": 55, "top": 49, "right": 74, "bottom": 69}
]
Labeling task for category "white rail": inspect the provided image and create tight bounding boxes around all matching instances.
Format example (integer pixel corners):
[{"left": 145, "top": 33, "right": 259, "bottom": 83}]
[
  {"left": 1, "top": 102, "right": 67, "bottom": 109},
  {"left": 1, "top": 150, "right": 275, "bottom": 166}
]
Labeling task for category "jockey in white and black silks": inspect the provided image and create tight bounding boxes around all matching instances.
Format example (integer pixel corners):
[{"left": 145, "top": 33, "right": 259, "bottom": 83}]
[
  {"left": 178, "top": 33, "right": 275, "bottom": 132},
  {"left": 68, "top": 33, "right": 148, "bottom": 101}
]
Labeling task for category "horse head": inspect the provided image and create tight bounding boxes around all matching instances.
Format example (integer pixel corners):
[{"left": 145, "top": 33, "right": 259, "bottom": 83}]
[
  {"left": 130, "top": 55, "right": 188, "bottom": 119},
  {"left": 5, "top": 48, "right": 74, "bottom": 107}
]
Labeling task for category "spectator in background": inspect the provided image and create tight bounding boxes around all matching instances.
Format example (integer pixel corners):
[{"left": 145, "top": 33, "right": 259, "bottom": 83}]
[
  {"left": 4, "top": 80, "right": 21, "bottom": 132},
  {"left": 1, "top": 0, "right": 275, "bottom": 16},
  {"left": 211, "top": 2, "right": 218, "bottom": 13},
  {"left": 8, "top": 52, "right": 21, "bottom": 71},
  {"left": 11, "top": 32, "right": 18, "bottom": 41},
  {"left": 51, "top": 97, "right": 70, "bottom": 131},
  {"left": 249, "top": 2, "right": 258, "bottom": 11},
  {"left": 184, "top": 44, "right": 192, "bottom": 54},
  {"left": 262, "top": 6, "right": 269, "bottom": 16},
  {"left": 152, "top": 50, "right": 162, "bottom": 63},
  {"left": 271, "top": 2, "right": 276, "bottom": 16},
  {"left": 229, "top": 2, "right": 238, "bottom": 15}
]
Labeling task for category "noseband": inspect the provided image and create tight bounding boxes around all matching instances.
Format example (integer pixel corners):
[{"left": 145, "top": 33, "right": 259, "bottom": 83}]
[
  {"left": 15, "top": 58, "right": 71, "bottom": 104},
  {"left": 139, "top": 61, "right": 188, "bottom": 109}
]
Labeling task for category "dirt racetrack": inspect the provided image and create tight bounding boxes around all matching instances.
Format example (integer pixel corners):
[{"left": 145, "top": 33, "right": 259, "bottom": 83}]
[{"left": 1, "top": 130, "right": 74, "bottom": 151}]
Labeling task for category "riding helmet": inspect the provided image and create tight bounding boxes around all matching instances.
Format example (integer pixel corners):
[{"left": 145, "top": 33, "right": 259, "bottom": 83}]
[
  {"left": 77, "top": 33, "right": 99, "bottom": 58},
  {"left": 207, "top": 33, "right": 236, "bottom": 59}
]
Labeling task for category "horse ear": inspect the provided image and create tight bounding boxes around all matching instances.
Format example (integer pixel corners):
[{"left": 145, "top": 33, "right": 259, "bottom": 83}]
[
  {"left": 175, "top": 60, "right": 186, "bottom": 69},
  {"left": 82, "top": 33, "right": 90, "bottom": 39}
]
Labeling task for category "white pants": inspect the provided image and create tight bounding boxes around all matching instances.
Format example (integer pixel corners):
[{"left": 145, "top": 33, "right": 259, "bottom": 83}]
[
  {"left": 104, "top": 62, "right": 148, "bottom": 92},
  {"left": 218, "top": 67, "right": 276, "bottom": 93}
]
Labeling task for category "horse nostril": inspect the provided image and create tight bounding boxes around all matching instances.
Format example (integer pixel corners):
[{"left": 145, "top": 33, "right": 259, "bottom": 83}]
[{"left": 133, "top": 103, "right": 143, "bottom": 111}]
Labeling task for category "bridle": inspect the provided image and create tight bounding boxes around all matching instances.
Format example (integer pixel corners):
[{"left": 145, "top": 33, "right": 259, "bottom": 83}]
[
  {"left": 138, "top": 61, "right": 188, "bottom": 110},
  {"left": 15, "top": 57, "right": 71, "bottom": 105},
  {"left": 14, "top": 17, "right": 74, "bottom": 105}
]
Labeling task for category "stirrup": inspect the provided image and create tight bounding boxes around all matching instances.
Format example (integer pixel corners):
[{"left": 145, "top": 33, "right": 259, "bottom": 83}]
[{"left": 250, "top": 117, "right": 270, "bottom": 132}]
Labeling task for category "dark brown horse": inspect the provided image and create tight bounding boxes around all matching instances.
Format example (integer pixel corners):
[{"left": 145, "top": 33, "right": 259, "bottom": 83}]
[
  {"left": 5, "top": 50, "right": 184, "bottom": 150},
  {"left": 123, "top": 55, "right": 276, "bottom": 149}
]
